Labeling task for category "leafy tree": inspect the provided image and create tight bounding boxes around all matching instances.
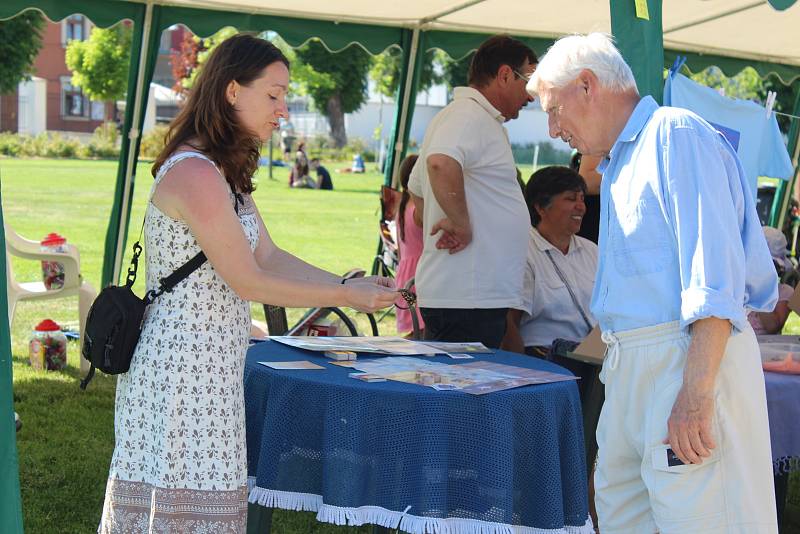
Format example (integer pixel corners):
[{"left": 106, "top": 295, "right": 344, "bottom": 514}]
[
  {"left": 761, "top": 74, "right": 797, "bottom": 135},
  {"left": 690, "top": 66, "right": 763, "bottom": 102},
  {"left": 369, "top": 48, "right": 442, "bottom": 100},
  {"left": 0, "top": 11, "right": 45, "bottom": 93},
  {"left": 171, "top": 30, "right": 205, "bottom": 95},
  {"left": 65, "top": 24, "right": 132, "bottom": 101},
  {"left": 294, "top": 39, "right": 372, "bottom": 147},
  {"left": 176, "top": 26, "right": 237, "bottom": 93},
  {"left": 440, "top": 51, "right": 474, "bottom": 91}
]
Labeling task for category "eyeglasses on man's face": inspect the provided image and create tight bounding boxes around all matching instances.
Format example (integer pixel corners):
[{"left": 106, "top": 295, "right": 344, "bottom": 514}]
[{"left": 512, "top": 68, "right": 531, "bottom": 83}]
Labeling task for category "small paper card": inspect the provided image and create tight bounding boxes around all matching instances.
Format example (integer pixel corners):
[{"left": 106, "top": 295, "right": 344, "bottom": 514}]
[
  {"left": 325, "top": 350, "right": 357, "bottom": 361},
  {"left": 448, "top": 353, "right": 475, "bottom": 359},
  {"left": 330, "top": 360, "right": 359, "bottom": 367},
  {"left": 566, "top": 326, "right": 605, "bottom": 365},
  {"left": 349, "top": 372, "right": 387, "bottom": 382},
  {"left": 259, "top": 361, "right": 325, "bottom": 370},
  {"left": 634, "top": 0, "right": 650, "bottom": 20},
  {"left": 431, "top": 383, "right": 462, "bottom": 391}
]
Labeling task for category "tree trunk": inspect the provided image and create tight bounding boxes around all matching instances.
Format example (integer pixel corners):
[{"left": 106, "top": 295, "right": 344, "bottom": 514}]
[{"left": 326, "top": 94, "right": 347, "bottom": 148}]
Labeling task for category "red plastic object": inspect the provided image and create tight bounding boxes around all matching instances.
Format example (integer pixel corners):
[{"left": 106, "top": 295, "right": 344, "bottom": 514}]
[
  {"left": 34, "top": 319, "right": 61, "bottom": 331},
  {"left": 40, "top": 233, "right": 66, "bottom": 247}
]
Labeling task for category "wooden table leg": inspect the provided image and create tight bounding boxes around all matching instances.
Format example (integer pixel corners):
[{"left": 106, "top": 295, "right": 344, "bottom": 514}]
[
  {"left": 775, "top": 470, "right": 789, "bottom": 528},
  {"left": 246, "top": 503, "right": 273, "bottom": 534}
]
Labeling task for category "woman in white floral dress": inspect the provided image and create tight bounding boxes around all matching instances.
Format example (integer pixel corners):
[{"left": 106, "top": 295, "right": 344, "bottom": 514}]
[{"left": 99, "top": 35, "right": 397, "bottom": 534}]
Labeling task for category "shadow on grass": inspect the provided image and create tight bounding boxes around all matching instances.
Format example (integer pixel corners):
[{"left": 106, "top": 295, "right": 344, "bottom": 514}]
[
  {"left": 786, "top": 472, "right": 800, "bottom": 532},
  {"left": 12, "top": 354, "right": 375, "bottom": 534},
  {"left": 12, "top": 354, "right": 116, "bottom": 534},
  {"left": 270, "top": 509, "right": 375, "bottom": 533}
]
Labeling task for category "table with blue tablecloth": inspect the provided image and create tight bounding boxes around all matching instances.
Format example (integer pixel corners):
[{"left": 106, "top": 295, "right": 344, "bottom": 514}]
[
  {"left": 757, "top": 336, "right": 800, "bottom": 473},
  {"left": 243, "top": 340, "right": 593, "bottom": 534},
  {"left": 765, "top": 370, "right": 800, "bottom": 473}
]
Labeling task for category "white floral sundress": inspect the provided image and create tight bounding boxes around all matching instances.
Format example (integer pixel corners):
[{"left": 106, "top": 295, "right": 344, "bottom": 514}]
[{"left": 99, "top": 151, "right": 259, "bottom": 533}]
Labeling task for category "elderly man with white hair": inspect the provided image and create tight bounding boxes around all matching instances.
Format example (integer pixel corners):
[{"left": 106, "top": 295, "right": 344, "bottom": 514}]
[{"left": 527, "top": 33, "right": 779, "bottom": 533}]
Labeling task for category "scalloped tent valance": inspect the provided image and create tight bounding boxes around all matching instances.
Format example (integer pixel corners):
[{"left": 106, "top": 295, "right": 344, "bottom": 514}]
[{"left": 2, "top": 0, "right": 799, "bottom": 83}]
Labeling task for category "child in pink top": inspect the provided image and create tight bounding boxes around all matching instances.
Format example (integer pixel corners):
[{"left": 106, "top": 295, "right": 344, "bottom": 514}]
[{"left": 395, "top": 155, "right": 425, "bottom": 336}]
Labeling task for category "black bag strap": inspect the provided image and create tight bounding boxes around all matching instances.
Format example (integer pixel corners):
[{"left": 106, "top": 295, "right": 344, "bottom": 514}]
[
  {"left": 132, "top": 192, "right": 243, "bottom": 304},
  {"left": 145, "top": 251, "right": 207, "bottom": 304},
  {"left": 80, "top": 366, "right": 95, "bottom": 390},
  {"left": 544, "top": 249, "right": 593, "bottom": 332}
]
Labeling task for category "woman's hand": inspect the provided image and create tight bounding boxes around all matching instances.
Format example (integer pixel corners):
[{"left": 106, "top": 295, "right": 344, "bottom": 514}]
[
  {"left": 345, "top": 275, "right": 395, "bottom": 289},
  {"left": 343, "top": 281, "right": 398, "bottom": 312}
]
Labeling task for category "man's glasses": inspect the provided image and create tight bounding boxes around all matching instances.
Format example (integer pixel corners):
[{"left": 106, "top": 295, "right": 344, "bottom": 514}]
[{"left": 512, "top": 69, "right": 531, "bottom": 83}]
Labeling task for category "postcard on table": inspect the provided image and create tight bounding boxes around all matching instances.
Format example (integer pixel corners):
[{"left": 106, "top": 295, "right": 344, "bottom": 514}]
[
  {"left": 419, "top": 341, "right": 492, "bottom": 354},
  {"left": 258, "top": 361, "right": 325, "bottom": 370},
  {"left": 566, "top": 326, "right": 605, "bottom": 366}
]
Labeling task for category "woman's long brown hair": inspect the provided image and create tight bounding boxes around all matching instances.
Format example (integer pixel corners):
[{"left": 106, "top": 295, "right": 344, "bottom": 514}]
[
  {"left": 397, "top": 154, "right": 419, "bottom": 243},
  {"left": 152, "top": 34, "right": 289, "bottom": 194}
]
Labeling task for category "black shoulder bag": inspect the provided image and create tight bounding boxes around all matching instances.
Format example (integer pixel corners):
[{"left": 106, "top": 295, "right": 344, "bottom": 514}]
[
  {"left": 79, "top": 194, "right": 241, "bottom": 389},
  {"left": 79, "top": 242, "right": 207, "bottom": 389}
]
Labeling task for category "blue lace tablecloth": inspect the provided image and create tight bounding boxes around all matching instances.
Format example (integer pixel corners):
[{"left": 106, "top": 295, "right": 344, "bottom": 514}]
[
  {"left": 765, "top": 371, "right": 800, "bottom": 474},
  {"left": 244, "top": 341, "right": 593, "bottom": 534}
]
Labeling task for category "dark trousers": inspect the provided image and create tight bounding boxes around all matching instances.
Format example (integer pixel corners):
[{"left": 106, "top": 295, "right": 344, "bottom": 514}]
[{"left": 420, "top": 307, "right": 508, "bottom": 349}]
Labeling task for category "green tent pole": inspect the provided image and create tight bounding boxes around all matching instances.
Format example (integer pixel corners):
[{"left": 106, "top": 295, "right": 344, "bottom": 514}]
[
  {"left": 770, "top": 85, "right": 800, "bottom": 229},
  {"left": 382, "top": 27, "right": 425, "bottom": 188},
  {"left": 610, "top": 0, "right": 664, "bottom": 103},
  {"left": 101, "top": 2, "right": 162, "bottom": 287},
  {"left": 0, "top": 187, "right": 23, "bottom": 534}
]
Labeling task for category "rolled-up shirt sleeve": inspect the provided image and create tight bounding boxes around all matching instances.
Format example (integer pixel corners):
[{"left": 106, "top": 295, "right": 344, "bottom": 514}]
[{"left": 660, "top": 125, "right": 774, "bottom": 332}]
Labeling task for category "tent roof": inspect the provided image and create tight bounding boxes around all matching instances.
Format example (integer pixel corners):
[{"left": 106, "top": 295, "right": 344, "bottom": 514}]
[
  {"left": 128, "top": 0, "right": 799, "bottom": 70},
  {"left": 4, "top": 0, "right": 799, "bottom": 82}
]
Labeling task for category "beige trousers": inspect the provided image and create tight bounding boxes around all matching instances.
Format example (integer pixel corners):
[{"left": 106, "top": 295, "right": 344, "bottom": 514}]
[{"left": 595, "top": 321, "right": 777, "bottom": 534}]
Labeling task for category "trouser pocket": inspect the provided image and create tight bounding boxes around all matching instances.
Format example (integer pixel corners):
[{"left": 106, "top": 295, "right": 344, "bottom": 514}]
[{"left": 648, "top": 442, "right": 724, "bottom": 521}]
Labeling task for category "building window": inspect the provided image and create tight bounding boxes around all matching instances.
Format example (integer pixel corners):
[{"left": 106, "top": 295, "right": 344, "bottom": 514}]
[
  {"left": 90, "top": 101, "right": 105, "bottom": 121},
  {"left": 61, "top": 78, "right": 88, "bottom": 118},
  {"left": 63, "top": 15, "right": 86, "bottom": 45}
]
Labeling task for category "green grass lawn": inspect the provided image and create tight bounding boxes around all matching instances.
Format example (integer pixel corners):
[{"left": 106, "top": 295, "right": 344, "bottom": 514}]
[{"left": 2, "top": 157, "right": 799, "bottom": 532}]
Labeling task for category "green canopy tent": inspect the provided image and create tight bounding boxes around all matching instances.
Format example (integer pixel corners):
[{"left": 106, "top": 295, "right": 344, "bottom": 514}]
[{"left": 2, "top": 1, "right": 799, "bottom": 531}]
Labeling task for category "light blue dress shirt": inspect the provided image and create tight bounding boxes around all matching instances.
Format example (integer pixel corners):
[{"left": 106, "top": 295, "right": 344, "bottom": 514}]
[{"left": 593, "top": 96, "right": 778, "bottom": 333}]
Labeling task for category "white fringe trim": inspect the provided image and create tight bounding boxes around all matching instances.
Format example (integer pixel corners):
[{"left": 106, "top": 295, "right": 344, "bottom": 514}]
[
  {"left": 248, "top": 482, "right": 595, "bottom": 534},
  {"left": 773, "top": 456, "right": 800, "bottom": 475}
]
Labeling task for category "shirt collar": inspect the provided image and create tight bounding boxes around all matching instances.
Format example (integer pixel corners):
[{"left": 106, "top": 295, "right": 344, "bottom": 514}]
[
  {"left": 454, "top": 86, "right": 506, "bottom": 123},
  {"left": 598, "top": 95, "right": 659, "bottom": 174},
  {"left": 531, "top": 227, "right": 583, "bottom": 255}
]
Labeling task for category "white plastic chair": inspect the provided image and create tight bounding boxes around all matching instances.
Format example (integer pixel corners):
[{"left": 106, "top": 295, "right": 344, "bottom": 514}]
[{"left": 4, "top": 224, "right": 97, "bottom": 373}]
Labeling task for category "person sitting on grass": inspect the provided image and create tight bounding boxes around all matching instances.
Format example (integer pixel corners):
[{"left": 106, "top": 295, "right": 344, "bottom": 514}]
[
  {"left": 289, "top": 158, "right": 315, "bottom": 189},
  {"left": 310, "top": 158, "right": 333, "bottom": 190}
]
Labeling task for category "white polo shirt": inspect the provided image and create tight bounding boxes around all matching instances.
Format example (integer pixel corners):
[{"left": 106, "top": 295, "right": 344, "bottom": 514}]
[
  {"left": 408, "top": 87, "right": 529, "bottom": 309},
  {"left": 518, "top": 227, "right": 598, "bottom": 348}
]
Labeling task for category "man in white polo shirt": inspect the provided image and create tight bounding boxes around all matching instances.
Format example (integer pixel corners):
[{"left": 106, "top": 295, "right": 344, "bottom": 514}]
[{"left": 408, "top": 35, "right": 536, "bottom": 348}]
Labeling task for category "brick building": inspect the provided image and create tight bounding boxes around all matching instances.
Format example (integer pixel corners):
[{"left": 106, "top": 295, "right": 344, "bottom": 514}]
[{"left": 0, "top": 16, "right": 185, "bottom": 135}]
